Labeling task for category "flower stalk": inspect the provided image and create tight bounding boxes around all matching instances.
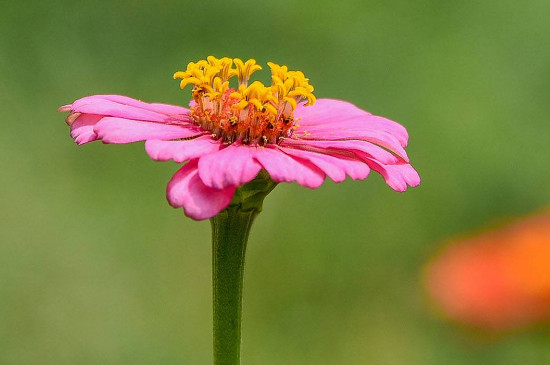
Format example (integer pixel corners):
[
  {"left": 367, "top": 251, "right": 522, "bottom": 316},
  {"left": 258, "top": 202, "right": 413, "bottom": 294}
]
[
  {"left": 210, "top": 208, "right": 254, "bottom": 365},
  {"left": 210, "top": 172, "right": 276, "bottom": 365}
]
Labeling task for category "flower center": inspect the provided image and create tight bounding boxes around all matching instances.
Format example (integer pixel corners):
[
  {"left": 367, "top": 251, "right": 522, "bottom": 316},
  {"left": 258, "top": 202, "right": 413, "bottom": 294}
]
[{"left": 174, "top": 56, "right": 316, "bottom": 145}]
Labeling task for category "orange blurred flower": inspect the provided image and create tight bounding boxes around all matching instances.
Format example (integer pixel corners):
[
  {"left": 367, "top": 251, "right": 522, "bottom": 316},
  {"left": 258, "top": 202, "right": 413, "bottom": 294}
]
[{"left": 424, "top": 211, "right": 550, "bottom": 332}]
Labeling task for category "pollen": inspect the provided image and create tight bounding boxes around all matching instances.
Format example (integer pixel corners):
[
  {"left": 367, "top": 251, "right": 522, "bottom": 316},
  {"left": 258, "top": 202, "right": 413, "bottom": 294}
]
[{"left": 173, "top": 56, "right": 316, "bottom": 145}]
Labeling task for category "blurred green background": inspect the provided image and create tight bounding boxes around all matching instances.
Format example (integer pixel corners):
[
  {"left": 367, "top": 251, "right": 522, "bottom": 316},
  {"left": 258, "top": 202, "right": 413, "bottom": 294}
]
[{"left": 1, "top": 0, "right": 549, "bottom": 363}]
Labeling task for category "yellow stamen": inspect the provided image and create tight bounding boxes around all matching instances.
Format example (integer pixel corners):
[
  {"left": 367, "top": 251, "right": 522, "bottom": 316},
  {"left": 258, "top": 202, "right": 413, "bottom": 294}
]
[
  {"left": 173, "top": 56, "right": 316, "bottom": 145},
  {"left": 234, "top": 58, "right": 262, "bottom": 86}
]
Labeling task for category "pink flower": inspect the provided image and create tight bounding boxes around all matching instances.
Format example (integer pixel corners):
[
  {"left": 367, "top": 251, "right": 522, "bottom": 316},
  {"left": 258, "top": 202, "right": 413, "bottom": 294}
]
[{"left": 59, "top": 57, "right": 419, "bottom": 220}]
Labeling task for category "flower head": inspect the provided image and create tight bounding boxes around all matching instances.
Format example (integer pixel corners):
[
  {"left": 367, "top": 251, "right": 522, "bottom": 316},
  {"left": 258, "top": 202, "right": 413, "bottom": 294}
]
[
  {"left": 59, "top": 56, "right": 420, "bottom": 220},
  {"left": 424, "top": 211, "right": 550, "bottom": 332}
]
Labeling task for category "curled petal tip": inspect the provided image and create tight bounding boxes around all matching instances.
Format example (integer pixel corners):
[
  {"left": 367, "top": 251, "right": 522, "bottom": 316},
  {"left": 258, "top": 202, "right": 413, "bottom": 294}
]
[{"left": 65, "top": 112, "right": 81, "bottom": 126}]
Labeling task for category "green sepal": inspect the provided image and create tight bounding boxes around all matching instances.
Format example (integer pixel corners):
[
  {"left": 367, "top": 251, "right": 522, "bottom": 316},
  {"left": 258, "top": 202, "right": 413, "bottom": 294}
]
[{"left": 229, "top": 170, "right": 277, "bottom": 213}]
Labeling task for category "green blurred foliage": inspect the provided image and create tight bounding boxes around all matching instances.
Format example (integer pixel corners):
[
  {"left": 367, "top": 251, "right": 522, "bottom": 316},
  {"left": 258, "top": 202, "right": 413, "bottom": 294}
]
[{"left": 1, "top": 0, "right": 549, "bottom": 363}]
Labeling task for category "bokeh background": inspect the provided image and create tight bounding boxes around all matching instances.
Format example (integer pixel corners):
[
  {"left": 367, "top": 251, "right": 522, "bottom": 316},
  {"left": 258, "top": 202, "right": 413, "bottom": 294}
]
[{"left": 1, "top": 0, "right": 549, "bottom": 363}]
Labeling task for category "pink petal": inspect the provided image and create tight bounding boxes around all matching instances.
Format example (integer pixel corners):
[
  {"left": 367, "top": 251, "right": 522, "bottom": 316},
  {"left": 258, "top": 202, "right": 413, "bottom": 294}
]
[
  {"left": 197, "top": 144, "right": 262, "bottom": 189},
  {"left": 94, "top": 117, "right": 205, "bottom": 144},
  {"left": 69, "top": 95, "right": 191, "bottom": 123},
  {"left": 293, "top": 128, "right": 408, "bottom": 161},
  {"left": 278, "top": 146, "right": 370, "bottom": 183},
  {"left": 97, "top": 95, "right": 190, "bottom": 116},
  {"left": 295, "top": 98, "right": 372, "bottom": 123},
  {"left": 281, "top": 138, "right": 407, "bottom": 164},
  {"left": 357, "top": 153, "right": 420, "bottom": 192},
  {"left": 252, "top": 146, "right": 325, "bottom": 188},
  {"left": 70, "top": 114, "right": 102, "bottom": 145},
  {"left": 145, "top": 135, "right": 222, "bottom": 163},
  {"left": 293, "top": 99, "right": 408, "bottom": 159},
  {"left": 167, "top": 160, "right": 236, "bottom": 220},
  {"left": 294, "top": 98, "right": 409, "bottom": 149}
]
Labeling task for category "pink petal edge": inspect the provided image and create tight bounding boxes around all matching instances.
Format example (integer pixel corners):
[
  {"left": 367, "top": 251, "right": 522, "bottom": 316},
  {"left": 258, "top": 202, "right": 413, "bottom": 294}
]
[
  {"left": 252, "top": 146, "right": 325, "bottom": 188},
  {"left": 167, "top": 160, "right": 236, "bottom": 220},
  {"left": 278, "top": 146, "right": 371, "bottom": 183},
  {"left": 198, "top": 144, "right": 263, "bottom": 189},
  {"left": 70, "top": 114, "right": 102, "bottom": 145},
  {"left": 94, "top": 117, "right": 205, "bottom": 144},
  {"left": 356, "top": 152, "right": 420, "bottom": 192},
  {"left": 294, "top": 98, "right": 409, "bottom": 147},
  {"left": 68, "top": 95, "right": 190, "bottom": 122},
  {"left": 145, "top": 135, "right": 222, "bottom": 163}
]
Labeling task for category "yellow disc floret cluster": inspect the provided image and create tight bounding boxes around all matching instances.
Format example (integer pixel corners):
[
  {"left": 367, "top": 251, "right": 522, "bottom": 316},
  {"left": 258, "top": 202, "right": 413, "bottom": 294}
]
[{"left": 173, "top": 56, "right": 316, "bottom": 145}]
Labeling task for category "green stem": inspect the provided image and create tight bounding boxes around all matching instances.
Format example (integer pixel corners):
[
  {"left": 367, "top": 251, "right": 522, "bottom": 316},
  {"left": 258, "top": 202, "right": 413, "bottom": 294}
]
[
  {"left": 211, "top": 208, "right": 257, "bottom": 365},
  {"left": 210, "top": 171, "right": 277, "bottom": 365}
]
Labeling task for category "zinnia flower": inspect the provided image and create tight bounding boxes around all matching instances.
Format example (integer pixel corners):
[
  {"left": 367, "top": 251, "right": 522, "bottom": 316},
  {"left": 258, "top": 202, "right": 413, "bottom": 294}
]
[
  {"left": 59, "top": 56, "right": 419, "bottom": 220},
  {"left": 424, "top": 211, "right": 550, "bottom": 332}
]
